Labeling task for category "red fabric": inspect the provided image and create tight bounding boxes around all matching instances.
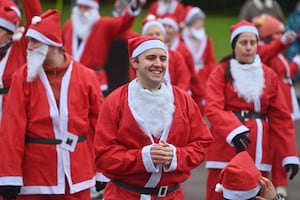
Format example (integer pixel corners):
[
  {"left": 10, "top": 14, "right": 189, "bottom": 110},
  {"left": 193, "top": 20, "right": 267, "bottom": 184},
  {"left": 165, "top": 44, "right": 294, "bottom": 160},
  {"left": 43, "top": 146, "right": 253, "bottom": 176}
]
[
  {"left": 94, "top": 83, "right": 213, "bottom": 199},
  {"left": 62, "top": 12, "right": 136, "bottom": 89},
  {"left": 0, "top": 58, "right": 103, "bottom": 193}
]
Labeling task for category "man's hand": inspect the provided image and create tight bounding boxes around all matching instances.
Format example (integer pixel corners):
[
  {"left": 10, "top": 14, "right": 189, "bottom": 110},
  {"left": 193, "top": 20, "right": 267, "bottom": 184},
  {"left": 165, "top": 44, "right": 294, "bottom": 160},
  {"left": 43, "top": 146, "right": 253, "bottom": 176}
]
[
  {"left": 150, "top": 141, "right": 173, "bottom": 167},
  {"left": 0, "top": 185, "right": 21, "bottom": 199},
  {"left": 95, "top": 181, "right": 107, "bottom": 192},
  {"left": 255, "top": 176, "right": 276, "bottom": 200},
  {"left": 130, "top": 0, "right": 146, "bottom": 10},
  {"left": 232, "top": 133, "right": 251, "bottom": 153}
]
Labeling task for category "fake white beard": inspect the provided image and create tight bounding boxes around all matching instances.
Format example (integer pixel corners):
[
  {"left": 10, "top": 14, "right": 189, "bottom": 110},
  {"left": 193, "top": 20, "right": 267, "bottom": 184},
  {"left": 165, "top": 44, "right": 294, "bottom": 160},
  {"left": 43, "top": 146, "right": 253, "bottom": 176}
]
[
  {"left": 71, "top": 6, "right": 100, "bottom": 40},
  {"left": 230, "top": 55, "right": 265, "bottom": 103},
  {"left": 26, "top": 44, "right": 48, "bottom": 82},
  {"left": 131, "top": 81, "right": 175, "bottom": 138},
  {"left": 253, "top": 0, "right": 273, "bottom": 9},
  {"left": 190, "top": 27, "right": 206, "bottom": 41},
  {"left": 157, "top": 0, "right": 175, "bottom": 15}
]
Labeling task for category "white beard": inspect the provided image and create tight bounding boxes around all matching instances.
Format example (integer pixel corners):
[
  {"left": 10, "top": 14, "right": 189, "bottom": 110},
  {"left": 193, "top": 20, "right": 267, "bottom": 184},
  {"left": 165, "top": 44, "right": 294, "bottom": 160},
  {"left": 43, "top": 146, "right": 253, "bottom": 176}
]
[
  {"left": 253, "top": 0, "right": 273, "bottom": 9},
  {"left": 230, "top": 55, "right": 265, "bottom": 103},
  {"left": 130, "top": 81, "right": 175, "bottom": 138},
  {"left": 190, "top": 27, "right": 207, "bottom": 41},
  {"left": 26, "top": 45, "right": 48, "bottom": 82},
  {"left": 71, "top": 6, "right": 100, "bottom": 40}
]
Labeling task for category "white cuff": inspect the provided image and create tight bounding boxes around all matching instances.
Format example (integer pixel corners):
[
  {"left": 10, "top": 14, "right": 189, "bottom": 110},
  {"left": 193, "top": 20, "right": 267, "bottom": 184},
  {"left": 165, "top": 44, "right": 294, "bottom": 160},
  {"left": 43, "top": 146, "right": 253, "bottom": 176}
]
[
  {"left": 226, "top": 125, "right": 249, "bottom": 146},
  {"left": 163, "top": 144, "right": 177, "bottom": 172},
  {"left": 142, "top": 144, "right": 160, "bottom": 173},
  {"left": 282, "top": 156, "right": 300, "bottom": 167},
  {"left": 0, "top": 176, "right": 23, "bottom": 186},
  {"left": 95, "top": 172, "right": 111, "bottom": 182}
]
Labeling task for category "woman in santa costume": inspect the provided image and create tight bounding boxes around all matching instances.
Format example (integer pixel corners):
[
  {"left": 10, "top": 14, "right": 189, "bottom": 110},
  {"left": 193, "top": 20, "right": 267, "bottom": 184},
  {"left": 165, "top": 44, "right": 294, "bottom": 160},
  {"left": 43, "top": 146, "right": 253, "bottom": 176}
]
[
  {"left": 0, "top": 0, "right": 41, "bottom": 122},
  {"left": 204, "top": 20, "right": 300, "bottom": 200},
  {"left": 0, "top": 9, "right": 104, "bottom": 199},
  {"left": 181, "top": 6, "right": 217, "bottom": 115},
  {"left": 129, "top": 15, "right": 192, "bottom": 92},
  {"left": 94, "top": 35, "right": 213, "bottom": 200},
  {"left": 252, "top": 14, "right": 300, "bottom": 198},
  {"left": 62, "top": 0, "right": 144, "bottom": 94}
]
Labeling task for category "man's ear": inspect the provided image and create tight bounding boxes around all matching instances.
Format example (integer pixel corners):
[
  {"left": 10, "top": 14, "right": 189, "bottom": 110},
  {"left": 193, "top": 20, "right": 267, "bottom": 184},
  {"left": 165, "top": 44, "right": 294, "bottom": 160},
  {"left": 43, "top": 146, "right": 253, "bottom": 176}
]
[{"left": 130, "top": 57, "right": 138, "bottom": 70}]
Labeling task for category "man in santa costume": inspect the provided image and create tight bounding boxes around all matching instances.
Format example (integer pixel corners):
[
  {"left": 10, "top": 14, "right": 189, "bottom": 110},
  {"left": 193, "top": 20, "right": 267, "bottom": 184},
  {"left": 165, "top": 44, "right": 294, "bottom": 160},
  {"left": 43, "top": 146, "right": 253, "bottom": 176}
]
[
  {"left": 0, "top": 0, "right": 41, "bottom": 121},
  {"left": 129, "top": 14, "right": 192, "bottom": 92},
  {"left": 204, "top": 20, "right": 300, "bottom": 200},
  {"left": 62, "top": 0, "right": 144, "bottom": 94},
  {"left": 147, "top": 0, "right": 186, "bottom": 26},
  {"left": 94, "top": 35, "right": 213, "bottom": 200},
  {"left": 161, "top": 14, "right": 205, "bottom": 114},
  {"left": 181, "top": 6, "right": 217, "bottom": 115},
  {"left": 0, "top": 9, "right": 104, "bottom": 199}
]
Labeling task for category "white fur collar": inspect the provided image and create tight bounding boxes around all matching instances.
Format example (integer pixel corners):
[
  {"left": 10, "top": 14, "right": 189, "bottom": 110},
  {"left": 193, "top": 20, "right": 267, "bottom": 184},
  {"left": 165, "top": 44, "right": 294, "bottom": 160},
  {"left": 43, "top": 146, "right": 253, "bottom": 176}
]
[
  {"left": 130, "top": 80, "right": 175, "bottom": 138},
  {"left": 230, "top": 55, "right": 265, "bottom": 103},
  {"left": 253, "top": 0, "right": 273, "bottom": 9}
]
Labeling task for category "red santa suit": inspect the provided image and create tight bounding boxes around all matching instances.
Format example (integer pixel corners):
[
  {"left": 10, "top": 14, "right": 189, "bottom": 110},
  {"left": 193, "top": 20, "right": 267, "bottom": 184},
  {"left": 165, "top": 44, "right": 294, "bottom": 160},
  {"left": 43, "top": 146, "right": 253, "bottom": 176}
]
[
  {"left": 204, "top": 56, "right": 300, "bottom": 200},
  {"left": 94, "top": 80, "right": 213, "bottom": 200},
  {"left": 181, "top": 29, "right": 216, "bottom": 113},
  {"left": 0, "top": 0, "right": 42, "bottom": 120},
  {"left": 147, "top": 0, "right": 186, "bottom": 24},
  {"left": 62, "top": 7, "right": 140, "bottom": 91},
  {"left": 0, "top": 56, "right": 103, "bottom": 195}
]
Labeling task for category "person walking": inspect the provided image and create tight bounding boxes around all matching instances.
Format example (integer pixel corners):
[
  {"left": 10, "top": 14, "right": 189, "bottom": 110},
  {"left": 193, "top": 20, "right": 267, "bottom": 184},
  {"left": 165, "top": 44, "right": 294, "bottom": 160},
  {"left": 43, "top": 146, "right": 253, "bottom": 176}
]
[
  {"left": 0, "top": 9, "right": 104, "bottom": 199},
  {"left": 204, "top": 20, "right": 300, "bottom": 200},
  {"left": 94, "top": 35, "right": 213, "bottom": 199}
]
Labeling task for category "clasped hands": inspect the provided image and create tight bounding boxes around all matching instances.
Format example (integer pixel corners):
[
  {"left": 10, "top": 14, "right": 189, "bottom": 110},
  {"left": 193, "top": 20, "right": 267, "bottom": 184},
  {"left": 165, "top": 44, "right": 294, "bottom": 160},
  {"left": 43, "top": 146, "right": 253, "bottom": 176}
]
[{"left": 150, "top": 141, "right": 173, "bottom": 167}]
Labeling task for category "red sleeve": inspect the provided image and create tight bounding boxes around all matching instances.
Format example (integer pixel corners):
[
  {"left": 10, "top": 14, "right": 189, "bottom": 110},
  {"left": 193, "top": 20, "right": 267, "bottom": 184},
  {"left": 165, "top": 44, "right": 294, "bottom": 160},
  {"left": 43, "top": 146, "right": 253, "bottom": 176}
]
[{"left": 258, "top": 38, "right": 288, "bottom": 64}]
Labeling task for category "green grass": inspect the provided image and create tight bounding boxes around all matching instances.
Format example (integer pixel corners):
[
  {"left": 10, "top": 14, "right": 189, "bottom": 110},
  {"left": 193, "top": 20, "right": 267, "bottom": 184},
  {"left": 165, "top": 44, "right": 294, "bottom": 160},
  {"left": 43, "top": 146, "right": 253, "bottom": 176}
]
[{"left": 37, "top": 1, "right": 237, "bottom": 61}]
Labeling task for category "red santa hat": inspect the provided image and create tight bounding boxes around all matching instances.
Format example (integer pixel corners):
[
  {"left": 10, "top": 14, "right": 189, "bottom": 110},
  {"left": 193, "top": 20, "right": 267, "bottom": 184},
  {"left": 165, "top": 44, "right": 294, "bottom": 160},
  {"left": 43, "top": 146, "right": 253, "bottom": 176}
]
[
  {"left": 215, "top": 151, "right": 262, "bottom": 199},
  {"left": 184, "top": 6, "right": 205, "bottom": 26},
  {"left": 0, "top": 6, "right": 19, "bottom": 33},
  {"left": 230, "top": 20, "right": 259, "bottom": 43},
  {"left": 76, "top": 0, "right": 99, "bottom": 9},
  {"left": 252, "top": 14, "right": 284, "bottom": 39},
  {"left": 161, "top": 14, "right": 179, "bottom": 32},
  {"left": 141, "top": 14, "right": 166, "bottom": 36},
  {"left": 26, "top": 9, "right": 62, "bottom": 47},
  {"left": 1, "top": 0, "right": 21, "bottom": 18},
  {"left": 128, "top": 36, "right": 167, "bottom": 58}
]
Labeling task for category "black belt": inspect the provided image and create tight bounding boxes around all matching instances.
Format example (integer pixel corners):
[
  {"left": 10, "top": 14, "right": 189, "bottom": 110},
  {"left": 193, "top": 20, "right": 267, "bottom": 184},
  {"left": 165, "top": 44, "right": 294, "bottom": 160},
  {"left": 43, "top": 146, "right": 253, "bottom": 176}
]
[
  {"left": 25, "top": 135, "right": 87, "bottom": 145},
  {"left": 93, "top": 66, "right": 104, "bottom": 72},
  {"left": 234, "top": 110, "right": 267, "bottom": 123},
  {"left": 0, "top": 87, "right": 9, "bottom": 95},
  {"left": 112, "top": 180, "right": 179, "bottom": 198}
]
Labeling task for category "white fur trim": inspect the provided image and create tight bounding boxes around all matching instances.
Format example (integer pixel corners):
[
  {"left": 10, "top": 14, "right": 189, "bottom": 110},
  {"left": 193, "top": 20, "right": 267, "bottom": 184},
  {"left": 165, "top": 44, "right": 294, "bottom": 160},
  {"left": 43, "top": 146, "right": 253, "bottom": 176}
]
[
  {"left": 161, "top": 17, "right": 179, "bottom": 32},
  {"left": 132, "top": 40, "right": 167, "bottom": 57},
  {"left": 141, "top": 21, "right": 166, "bottom": 36},
  {"left": 282, "top": 156, "right": 300, "bottom": 167},
  {"left": 215, "top": 183, "right": 223, "bottom": 192},
  {"left": 230, "top": 25, "right": 258, "bottom": 43},
  {"left": 95, "top": 172, "right": 110, "bottom": 182},
  {"left": 76, "top": 0, "right": 99, "bottom": 9},
  {"left": 31, "top": 16, "right": 41, "bottom": 24},
  {"left": 226, "top": 125, "right": 249, "bottom": 146},
  {"left": 0, "top": 176, "right": 23, "bottom": 185},
  {"left": 0, "top": 18, "right": 16, "bottom": 32},
  {"left": 223, "top": 185, "right": 261, "bottom": 199},
  {"left": 26, "top": 29, "right": 62, "bottom": 47}
]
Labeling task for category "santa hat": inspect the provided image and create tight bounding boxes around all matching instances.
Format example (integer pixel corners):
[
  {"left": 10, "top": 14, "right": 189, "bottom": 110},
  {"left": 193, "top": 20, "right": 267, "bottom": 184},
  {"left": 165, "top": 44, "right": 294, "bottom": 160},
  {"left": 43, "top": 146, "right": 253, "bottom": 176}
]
[
  {"left": 128, "top": 36, "right": 167, "bottom": 58},
  {"left": 0, "top": 6, "right": 19, "bottom": 33},
  {"left": 252, "top": 14, "right": 284, "bottom": 39},
  {"left": 161, "top": 14, "right": 179, "bottom": 32},
  {"left": 184, "top": 6, "right": 205, "bottom": 26},
  {"left": 26, "top": 9, "right": 62, "bottom": 47},
  {"left": 141, "top": 14, "right": 166, "bottom": 36},
  {"left": 0, "top": 0, "right": 21, "bottom": 18},
  {"left": 215, "top": 151, "right": 262, "bottom": 199},
  {"left": 230, "top": 20, "right": 259, "bottom": 43},
  {"left": 76, "top": 0, "right": 99, "bottom": 9}
]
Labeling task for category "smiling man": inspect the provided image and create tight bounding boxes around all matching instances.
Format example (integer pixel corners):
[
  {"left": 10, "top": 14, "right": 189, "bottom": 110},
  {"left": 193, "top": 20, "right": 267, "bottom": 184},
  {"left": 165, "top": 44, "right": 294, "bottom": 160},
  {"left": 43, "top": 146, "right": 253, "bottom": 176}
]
[{"left": 94, "top": 35, "right": 213, "bottom": 200}]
